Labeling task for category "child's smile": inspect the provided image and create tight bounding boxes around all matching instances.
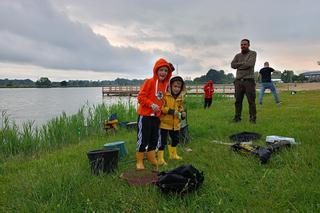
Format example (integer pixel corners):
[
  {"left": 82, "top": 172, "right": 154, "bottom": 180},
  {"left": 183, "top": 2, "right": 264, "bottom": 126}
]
[
  {"left": 157, "top": 67, "right": 169, "bottom": 81},
  {"left": 171, "top": 81, "right": 182, "bottom": 95}
]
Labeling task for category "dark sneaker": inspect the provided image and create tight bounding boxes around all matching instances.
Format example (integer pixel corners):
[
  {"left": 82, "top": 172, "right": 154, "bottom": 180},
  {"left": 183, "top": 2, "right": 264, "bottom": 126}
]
[
  {"left": 250, "top": 119, "right": 256, "bottom": 124},
  {"left": 233, "top": 117, "right": 241, "bottom": 123},
  {"left": 259, "top": 102, "right": 262, "bottom": 105},
  {"left": 249, "top": 116, "right": 256, "bottom": 124}
]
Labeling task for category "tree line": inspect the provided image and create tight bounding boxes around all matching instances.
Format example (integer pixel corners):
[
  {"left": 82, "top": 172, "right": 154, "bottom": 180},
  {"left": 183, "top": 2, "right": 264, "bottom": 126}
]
[
  {"left": 0, "top": 77, "right": 146, "bottom": 88},
  {"left": 0, "top": 69, "right": 311, "bottom": 88}
]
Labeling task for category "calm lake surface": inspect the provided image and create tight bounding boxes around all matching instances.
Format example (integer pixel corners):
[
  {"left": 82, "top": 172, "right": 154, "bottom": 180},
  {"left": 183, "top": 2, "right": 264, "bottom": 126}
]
[{"left": 0, "top": 87, "right": 137, "bottom": 127}]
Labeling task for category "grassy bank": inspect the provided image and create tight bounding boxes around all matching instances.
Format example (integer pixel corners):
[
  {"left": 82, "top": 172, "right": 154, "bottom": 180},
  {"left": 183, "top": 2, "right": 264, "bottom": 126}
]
[{"left": 1, "top": 91, "right": 320, "bottom": 212}]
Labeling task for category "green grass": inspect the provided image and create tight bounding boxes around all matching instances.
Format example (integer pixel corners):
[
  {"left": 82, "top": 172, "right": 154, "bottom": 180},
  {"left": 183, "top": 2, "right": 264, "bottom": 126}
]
[{"left": 1, "top": 91, "right": 320, "bottom": 212}]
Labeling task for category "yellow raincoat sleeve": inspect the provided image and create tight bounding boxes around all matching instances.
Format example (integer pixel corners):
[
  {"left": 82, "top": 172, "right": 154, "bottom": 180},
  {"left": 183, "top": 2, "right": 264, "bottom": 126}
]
[
  {"left": 178, "top": 102, "right": 184, "bottom": 113},
  {"left": 161, "top": 97, "right": 174, "bottom": 115}
]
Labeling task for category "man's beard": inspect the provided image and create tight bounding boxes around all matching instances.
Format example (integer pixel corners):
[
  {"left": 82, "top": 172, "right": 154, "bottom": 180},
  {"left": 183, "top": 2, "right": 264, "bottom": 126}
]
[{"left": 241, "top": 49, "right": 249, "bottom": 54}]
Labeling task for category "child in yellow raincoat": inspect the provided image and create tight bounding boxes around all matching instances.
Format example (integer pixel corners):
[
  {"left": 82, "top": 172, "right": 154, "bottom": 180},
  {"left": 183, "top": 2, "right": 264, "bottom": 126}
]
[{"left": 157, "top": 76, "right": 186, "bottom": 165}]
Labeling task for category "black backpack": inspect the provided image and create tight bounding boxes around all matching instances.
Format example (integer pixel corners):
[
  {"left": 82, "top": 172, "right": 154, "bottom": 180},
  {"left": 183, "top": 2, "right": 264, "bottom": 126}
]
[{"left": 156, "top": 164, "right": 204, "bottom": 194}]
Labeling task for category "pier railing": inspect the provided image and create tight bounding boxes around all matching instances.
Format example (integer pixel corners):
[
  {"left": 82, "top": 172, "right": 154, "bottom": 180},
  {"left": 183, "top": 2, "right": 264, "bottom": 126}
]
[
  {"left": 102, "top": 82, "right": 320, "bottom": 96},
  {"left": 102, "top": 84, "right": 235, "bottom": 96}
]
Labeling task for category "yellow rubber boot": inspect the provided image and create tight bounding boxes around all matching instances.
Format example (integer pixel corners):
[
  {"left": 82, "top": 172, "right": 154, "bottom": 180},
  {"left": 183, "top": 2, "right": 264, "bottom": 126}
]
[
  {"left": 171, "top": 146, "right": 182, "bottom": 160},
  {"left": 136, "top": 152, "right": 145, "bottom": 170},
  {"left": 146, "top": 150, "right": 158, "bottom": 166},
  {"left": 157, "top": 150, "right": 167, "bottom": 166}
]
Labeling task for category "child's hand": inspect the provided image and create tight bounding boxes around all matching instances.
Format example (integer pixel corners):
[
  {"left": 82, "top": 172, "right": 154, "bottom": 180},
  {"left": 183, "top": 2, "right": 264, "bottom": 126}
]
[
  {"left": 150, "top": 103, "right": 160, "bottom": 112},
  {"left": 177, "top": 112, "right": 182, "bottom": 119}
]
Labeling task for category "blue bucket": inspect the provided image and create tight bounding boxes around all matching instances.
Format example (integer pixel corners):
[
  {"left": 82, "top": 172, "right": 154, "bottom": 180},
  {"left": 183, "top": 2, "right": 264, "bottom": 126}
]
[{"left": 104, "top": 141, "right": 128, "bottom": 160}]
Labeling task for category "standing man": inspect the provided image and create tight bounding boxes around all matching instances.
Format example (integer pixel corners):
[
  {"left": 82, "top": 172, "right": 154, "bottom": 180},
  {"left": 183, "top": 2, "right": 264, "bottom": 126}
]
[
  {"left": 231, "top": 39, "right": 257, "bottom": 123},
  {"left": 258, "top": 62, "right": 280, "bottom": 105}
]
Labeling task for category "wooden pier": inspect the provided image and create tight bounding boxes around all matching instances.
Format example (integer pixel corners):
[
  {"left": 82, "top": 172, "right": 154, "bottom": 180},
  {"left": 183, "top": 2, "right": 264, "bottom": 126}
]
[
  {"left": 102, "top": 86, "right": 140, "bottom": 96},
  {"left": 102, "top": 84, "right": 235, "bottom": 96}
]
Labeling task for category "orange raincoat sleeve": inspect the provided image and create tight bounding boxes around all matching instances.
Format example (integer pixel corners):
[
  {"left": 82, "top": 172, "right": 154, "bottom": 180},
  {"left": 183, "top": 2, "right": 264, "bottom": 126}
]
[{"left": 137, "top": 79, "right": 154, "bottom": 108}]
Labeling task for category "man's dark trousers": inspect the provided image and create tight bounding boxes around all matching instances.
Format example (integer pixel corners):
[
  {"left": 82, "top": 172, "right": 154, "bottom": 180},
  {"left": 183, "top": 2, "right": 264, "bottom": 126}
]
[{"left": 234, "top": 79, "right": 256, "bottom": 121}]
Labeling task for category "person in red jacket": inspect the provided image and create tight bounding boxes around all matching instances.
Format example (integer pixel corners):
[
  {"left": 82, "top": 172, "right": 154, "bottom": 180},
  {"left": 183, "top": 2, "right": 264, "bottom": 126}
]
[
  {"left": 203, "top": 80, "right": 214, "bottom": 108},
  {"left": 136, "top": 58, "right": 174, "bottom": 170}
]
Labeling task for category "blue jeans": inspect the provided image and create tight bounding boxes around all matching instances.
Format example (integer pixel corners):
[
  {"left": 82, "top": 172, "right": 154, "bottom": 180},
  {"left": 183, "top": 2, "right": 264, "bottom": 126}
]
[{"left": 259, "top": 82, "right": 280, "bottom": 104}]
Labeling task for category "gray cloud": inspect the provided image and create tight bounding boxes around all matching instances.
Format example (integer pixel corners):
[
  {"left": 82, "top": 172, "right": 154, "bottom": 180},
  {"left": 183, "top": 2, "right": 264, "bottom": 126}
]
[
  {"left": 1, "top": 0, "right": 319, "bottom": 80},
  {"left": 0, "top": 0, "right": 194, "bottom": 76},
  {"left": 56, "top": 0, "right": 320, "bottom": 66}
]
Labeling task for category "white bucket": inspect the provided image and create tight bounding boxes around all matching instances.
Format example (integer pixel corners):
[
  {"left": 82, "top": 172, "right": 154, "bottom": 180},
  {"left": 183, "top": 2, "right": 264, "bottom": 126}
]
[{"left": 266, "top": 135, "right": 297, "bottom": 144}]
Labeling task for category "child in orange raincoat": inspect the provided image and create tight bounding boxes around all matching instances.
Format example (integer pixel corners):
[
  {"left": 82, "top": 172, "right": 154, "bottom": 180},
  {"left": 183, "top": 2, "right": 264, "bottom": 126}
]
[
  {"left": 135, "top": 58, "right": 174, "bottom": 170},
  {"left": 203, "top": 80, "right": 214, "bottom": 108}
]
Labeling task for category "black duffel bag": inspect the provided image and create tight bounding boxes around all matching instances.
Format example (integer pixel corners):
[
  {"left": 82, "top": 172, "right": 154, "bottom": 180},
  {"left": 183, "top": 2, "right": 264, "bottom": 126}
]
[{"left": 156, "top": 164, "right": 204, "bottom": 194}]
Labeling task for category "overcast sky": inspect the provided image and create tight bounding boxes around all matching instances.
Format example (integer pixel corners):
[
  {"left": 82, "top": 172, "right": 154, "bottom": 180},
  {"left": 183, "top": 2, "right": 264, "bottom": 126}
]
[{"left": 0, "top": 0, "right": 319, "bottom": 81}]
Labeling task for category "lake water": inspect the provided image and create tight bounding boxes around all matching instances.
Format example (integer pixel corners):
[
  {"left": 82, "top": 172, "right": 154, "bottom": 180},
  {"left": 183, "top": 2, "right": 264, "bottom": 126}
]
[{"left": 0, "top": 87, "right": 137, "bottom": 127}]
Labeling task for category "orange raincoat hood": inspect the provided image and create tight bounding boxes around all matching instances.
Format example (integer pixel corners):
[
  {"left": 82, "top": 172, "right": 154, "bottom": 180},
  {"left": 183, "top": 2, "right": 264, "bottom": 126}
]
[
  {"left": 152, "top": 58, "right": 173, "bottom": 80},
  {"left": 137, "top": 58, "right": 174, "bottom": 117}
]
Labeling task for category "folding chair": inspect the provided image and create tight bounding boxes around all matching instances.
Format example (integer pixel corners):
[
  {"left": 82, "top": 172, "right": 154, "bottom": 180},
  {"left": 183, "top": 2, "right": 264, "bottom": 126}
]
[{"left": 179, "top": 109, "right": 192, "bottom": 152}]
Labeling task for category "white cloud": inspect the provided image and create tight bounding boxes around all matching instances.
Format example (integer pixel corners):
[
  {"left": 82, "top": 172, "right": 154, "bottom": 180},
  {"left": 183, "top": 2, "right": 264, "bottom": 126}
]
[{"left": 0, "top": 62, "right": 142, "bottom": 81}]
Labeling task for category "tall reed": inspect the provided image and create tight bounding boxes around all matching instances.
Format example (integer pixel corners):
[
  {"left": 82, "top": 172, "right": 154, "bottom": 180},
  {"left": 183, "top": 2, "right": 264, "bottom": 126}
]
[{"left": 0, "top": 101, "right": 136, "bottom": 159}]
